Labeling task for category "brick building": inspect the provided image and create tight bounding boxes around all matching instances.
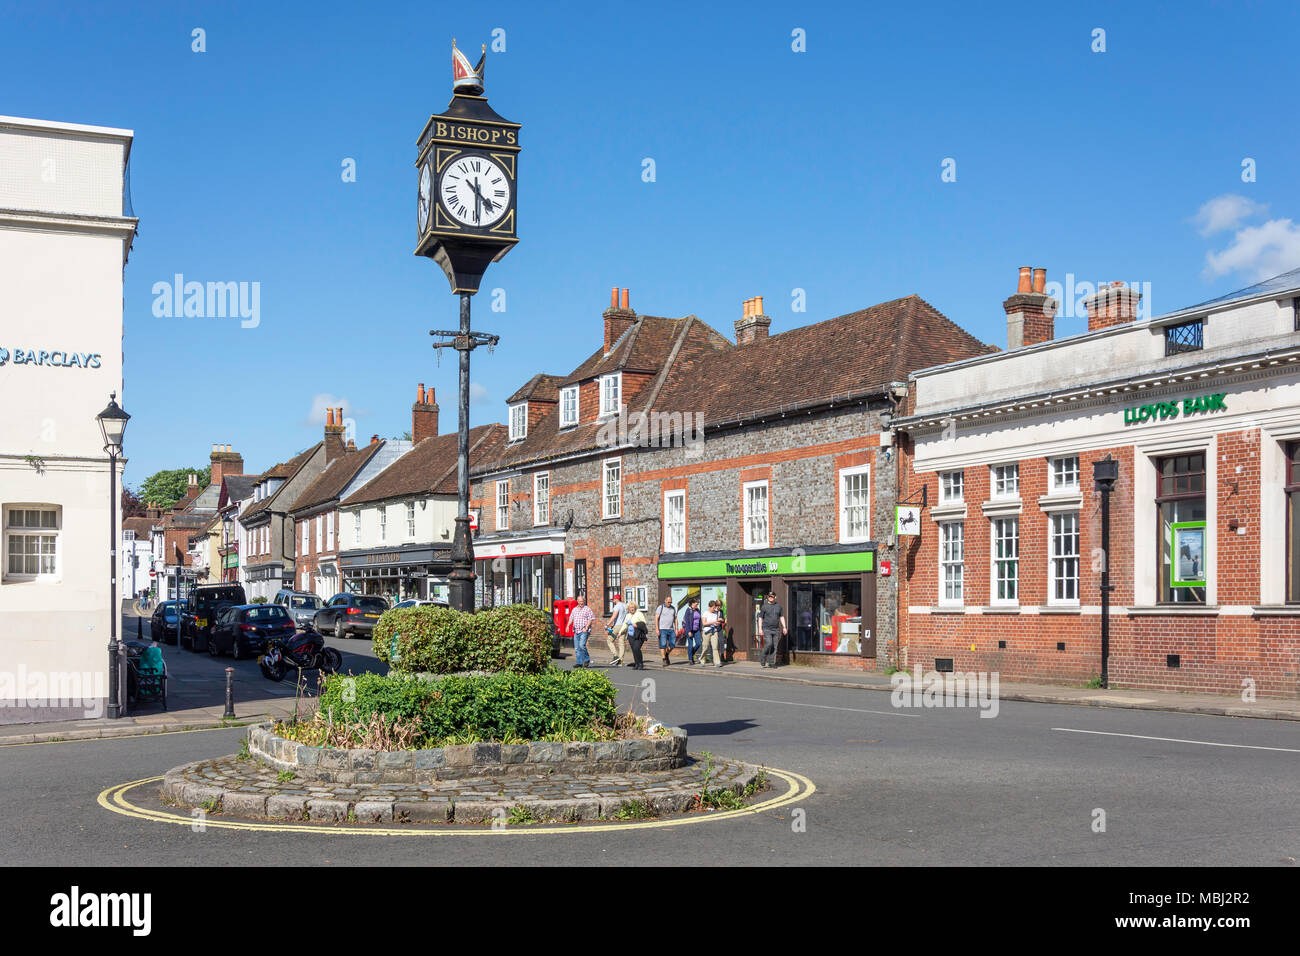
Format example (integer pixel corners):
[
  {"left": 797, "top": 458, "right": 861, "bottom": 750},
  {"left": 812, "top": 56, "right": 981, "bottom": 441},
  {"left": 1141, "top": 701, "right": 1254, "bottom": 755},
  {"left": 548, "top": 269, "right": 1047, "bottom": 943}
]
[
  {"left": 471, "top": 287, "right": 991, "bottom": 669},
  {"left": 895, "top": 267, "right": 1300, "bottom": 698}
]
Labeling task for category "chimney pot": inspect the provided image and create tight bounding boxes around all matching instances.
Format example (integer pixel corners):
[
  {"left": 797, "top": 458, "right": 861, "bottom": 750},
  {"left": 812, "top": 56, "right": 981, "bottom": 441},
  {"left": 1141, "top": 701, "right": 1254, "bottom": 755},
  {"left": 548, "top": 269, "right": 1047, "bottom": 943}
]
[
  {"left": 755, "top": 295, "right": 764, "bottom": 315},
  {"left": 1032, "top": 268, "right": 1046, "bottom": 294},
  {"left": 610, "top": 287, "right": 619, "bottom": 310},
  {"left": 326, "top": 408, "right": 334, "bottom": 426},
  {"left": 620, "top": 288, "right": 630, "bottom": 310},
  {"left": 1017, "top": 267, "right": 1032, "bottom": 293},
  {"left": 418, "top": 383, "right": 425, "bottom": 404}
]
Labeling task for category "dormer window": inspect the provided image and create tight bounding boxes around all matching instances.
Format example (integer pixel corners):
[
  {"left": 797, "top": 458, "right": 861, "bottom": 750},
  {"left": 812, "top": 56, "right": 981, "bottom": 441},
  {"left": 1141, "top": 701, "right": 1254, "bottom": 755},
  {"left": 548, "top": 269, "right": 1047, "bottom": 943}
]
[
  {"left": 509, "top": 403, "right": 527, "bottom": 441},
  {"left": 560, "top": 386, "right": 579, "bottom": 427},
  {"left": 600, "top": 373, "right": 622, "bottom": 416},
  {"left": 1165, "top": 318, "right": 1203, "bottom": 356}
]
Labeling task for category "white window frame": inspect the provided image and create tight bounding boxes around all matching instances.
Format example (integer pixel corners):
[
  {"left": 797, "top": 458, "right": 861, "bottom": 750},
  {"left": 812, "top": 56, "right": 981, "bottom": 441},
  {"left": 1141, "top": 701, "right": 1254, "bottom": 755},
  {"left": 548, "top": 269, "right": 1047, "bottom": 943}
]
[
  {"left": 1050, "top": 455, "right": 1080, "bottom": 493},
  {"left": 560, "top": 386, "right": 579, "bottom": 428},
  {"left": 326, "top": 511, "right": 334, "bottom": 552},
  {"left": 991, "top": 515, "right": 1019, "bottom": 606},
  {"left": 315, "top": 516, "right": 322, "bottom": 553},
  {"left": 940, "top": 470, "right": 964, "bottom": 504},
  {"left": 599, "top": 373, "right": 622, "bottom": 416},
  {"left": 939, "top": 520, "right": 964, "bottom": 606},
  {"left": 992, "top": 463, "right": 1020, "bottom": 499},
  {"left": 664, "top": 489, "right": 686, "bottom": 553},
  {"left": 509, "top": 403, "right": 527, "bottom": 441},
  {"left": 302, "top": 519, "right": 310, "bottom": 554},
  {"left": 838, "top": 464, "right": 871, "bottom": 543},
  {"left": 497, "top": 480, "right": 510, "bottom": 530},
  {"left": 743, "top": 480, "right": 770, "bottom": 550},
  {"left": 379, "top": 507, "right": 387, "bottom": 543},
  {"left": 352, "top": 511, "right": 361, "bottom": 547},
  {"left": 4, "top": 506, "right": 60, "bottom": 579},
  {"left": 1049, "top": 511, "right": 1081, "bottom": 606},
  {"left": 602, "top": 459, "right": 622, "bottom": 519},
  {"left": 406, "top": 501, "right": 416, "bottom": 539},
  {"left": 533, "top": 472, "right": 550, "bottom": 526}
]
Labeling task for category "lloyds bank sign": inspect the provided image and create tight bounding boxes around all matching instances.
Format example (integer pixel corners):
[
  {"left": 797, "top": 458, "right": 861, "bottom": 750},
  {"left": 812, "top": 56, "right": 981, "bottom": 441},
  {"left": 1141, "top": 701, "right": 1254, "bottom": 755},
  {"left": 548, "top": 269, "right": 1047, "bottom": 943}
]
[{"left": 1123, "top": 392, "right": 1227, "bottom": 426}]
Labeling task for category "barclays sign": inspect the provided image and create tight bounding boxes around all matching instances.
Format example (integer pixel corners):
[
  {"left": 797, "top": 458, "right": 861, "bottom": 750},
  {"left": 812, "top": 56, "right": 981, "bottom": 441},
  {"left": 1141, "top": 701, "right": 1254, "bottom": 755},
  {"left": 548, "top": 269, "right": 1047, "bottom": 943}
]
[{"left": 0, "top": 347, "right": 102, "bottom": 368}]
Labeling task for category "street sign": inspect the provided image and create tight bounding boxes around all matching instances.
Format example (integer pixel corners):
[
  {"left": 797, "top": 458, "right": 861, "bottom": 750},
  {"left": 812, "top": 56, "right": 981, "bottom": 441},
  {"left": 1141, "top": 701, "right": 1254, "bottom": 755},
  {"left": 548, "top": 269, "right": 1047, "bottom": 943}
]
[{"left": 149, "top": 569, "right": 157, "bottom": 578}]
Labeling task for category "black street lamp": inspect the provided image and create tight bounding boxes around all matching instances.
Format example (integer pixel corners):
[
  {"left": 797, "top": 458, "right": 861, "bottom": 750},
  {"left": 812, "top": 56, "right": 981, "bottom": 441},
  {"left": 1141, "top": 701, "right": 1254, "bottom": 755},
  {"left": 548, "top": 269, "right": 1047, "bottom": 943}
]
[
  {"left": 97, "top": 393, "right": 130, "bottom": 718},
  {"left": 1092, "top": 456, "right": 1119, "bottom": 689}
]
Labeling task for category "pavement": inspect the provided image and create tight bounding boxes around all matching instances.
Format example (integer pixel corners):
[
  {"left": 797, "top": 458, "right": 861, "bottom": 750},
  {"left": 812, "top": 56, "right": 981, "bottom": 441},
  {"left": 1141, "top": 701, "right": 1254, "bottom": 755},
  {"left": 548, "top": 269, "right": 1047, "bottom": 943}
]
[{"left": 1, "top": 607, "right": 1296, "bottom": 747}]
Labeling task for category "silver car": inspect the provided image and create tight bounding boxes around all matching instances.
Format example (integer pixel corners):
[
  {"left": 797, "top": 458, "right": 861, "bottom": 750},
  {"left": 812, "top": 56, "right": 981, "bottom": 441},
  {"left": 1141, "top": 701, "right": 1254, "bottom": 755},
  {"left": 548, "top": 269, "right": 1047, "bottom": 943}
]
[{"left": 273, "top": 590, "right": 324, "bottom": 629}]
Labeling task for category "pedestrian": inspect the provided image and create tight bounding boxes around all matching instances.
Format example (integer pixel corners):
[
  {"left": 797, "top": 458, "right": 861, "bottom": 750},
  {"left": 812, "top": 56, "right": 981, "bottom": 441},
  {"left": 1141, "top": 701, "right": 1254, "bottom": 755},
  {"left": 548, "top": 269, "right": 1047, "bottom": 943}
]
[
  {"left": 683, "top": 598, "right": 703, "bottom": 664},
  {"left": 569, "top": 594, "right": 595, "bottom": 669},
  {"left": 604, "top": 592, "right": 627, "bottom": 666},
  {"left": 701, "top": 599, "right": 723, "bottom": 667},
  {"left": 625, "top": 601, "right": 648, "bottom": 669},
  {"left": 758, "top": 591, "right": 787, "bottom": 668},
  {"left": 655, "top": 596, "right": 678, "bottom": 667}
]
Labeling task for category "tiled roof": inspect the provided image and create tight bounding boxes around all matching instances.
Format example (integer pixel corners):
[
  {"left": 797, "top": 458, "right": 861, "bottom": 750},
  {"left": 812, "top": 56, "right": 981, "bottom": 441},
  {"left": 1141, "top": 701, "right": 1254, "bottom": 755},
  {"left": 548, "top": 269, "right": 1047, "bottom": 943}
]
[
  {"left": 341, "top": 425, "right": 508, "bottom": 506},
  {"left": 220, "top": 475, "right": 256, "bottom": 506},
  {"left": 557, "top": 315, "right": 701, "bottom": 387},
  {"left": 507, "top": 373, "right": 566, "bottom": 404},
  {"left": 291, "top": 441, "right": 385, "bottom": 515},
  {"left": 1171, "top": 266, "right": 1300, "bottom": 313},
  {"left": 122, "top": 517, "right": 154, "bottom": 538},
  {"left": 240, "top": 443, "right": 321, "bottom": 521}
]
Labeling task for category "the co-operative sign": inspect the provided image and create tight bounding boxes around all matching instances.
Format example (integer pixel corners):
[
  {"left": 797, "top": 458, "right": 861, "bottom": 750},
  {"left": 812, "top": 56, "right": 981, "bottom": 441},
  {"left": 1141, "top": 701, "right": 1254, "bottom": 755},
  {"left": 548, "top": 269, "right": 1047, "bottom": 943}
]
[{"left": 0, "top": 348, "right": 102, "bottom": 368}]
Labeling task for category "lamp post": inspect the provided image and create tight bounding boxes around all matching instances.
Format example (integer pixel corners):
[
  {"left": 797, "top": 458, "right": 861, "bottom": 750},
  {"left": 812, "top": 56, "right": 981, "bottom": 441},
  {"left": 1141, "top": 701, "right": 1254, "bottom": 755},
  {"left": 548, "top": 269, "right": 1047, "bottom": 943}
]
[
  {"left": 97, "top": 393, "right": 130, "bottom": 719},
  {"left": 1092, "top": 456, "right": 1119, "bottom": 689}
]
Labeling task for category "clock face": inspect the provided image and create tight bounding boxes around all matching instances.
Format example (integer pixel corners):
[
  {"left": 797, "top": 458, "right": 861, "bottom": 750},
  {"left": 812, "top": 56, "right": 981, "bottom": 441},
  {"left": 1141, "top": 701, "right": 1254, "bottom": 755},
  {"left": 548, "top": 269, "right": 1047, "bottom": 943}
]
[
  {"left": 417, "top": 162, "right": 432, "bottom": 233},
  {"left": 439, "top": 154, "right": 511, "bottom": 227}
]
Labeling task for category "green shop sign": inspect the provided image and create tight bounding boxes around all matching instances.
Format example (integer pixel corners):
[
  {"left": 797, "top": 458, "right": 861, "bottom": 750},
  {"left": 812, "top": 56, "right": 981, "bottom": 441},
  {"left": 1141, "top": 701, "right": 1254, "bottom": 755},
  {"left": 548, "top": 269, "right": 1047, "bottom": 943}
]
[
  {"left": 657, "top": 551, "right": 874, "bottom": 580},
  {"left": 1123, "top": 392, "right": 1226, "bottom": 426}
]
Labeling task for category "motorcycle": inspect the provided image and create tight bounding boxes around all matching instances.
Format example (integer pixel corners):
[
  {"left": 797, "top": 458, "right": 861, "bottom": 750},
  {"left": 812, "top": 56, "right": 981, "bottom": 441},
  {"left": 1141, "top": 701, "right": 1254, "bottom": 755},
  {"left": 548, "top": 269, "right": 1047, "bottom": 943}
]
[{"left": 258, "top": 629, "right": 343, "bottom": 682}]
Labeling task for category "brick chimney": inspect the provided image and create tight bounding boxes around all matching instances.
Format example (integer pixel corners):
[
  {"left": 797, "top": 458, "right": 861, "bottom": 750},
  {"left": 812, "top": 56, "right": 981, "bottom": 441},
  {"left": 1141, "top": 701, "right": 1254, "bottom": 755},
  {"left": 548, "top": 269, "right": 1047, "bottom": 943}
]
[
  {"left": 412, "top": 384, "right": 440, "bottom": 443},
  {"left": 735, "top": 296, "right": 771, "bottom": 345},
  {"left": 1004, "top": 266, "right": 1058, "bottom": 348},
  {"left": 1084, "top": 281, "right": 1143, "bottom": 332},
  {"left": 209, "top": 443, "right": 244, "bottom": 486},
  {"left": 603, "top": 287, "right": 636, "bottom": 354},
  {"left": 324, "top": 406, "right": 346, "bottom": 461}
]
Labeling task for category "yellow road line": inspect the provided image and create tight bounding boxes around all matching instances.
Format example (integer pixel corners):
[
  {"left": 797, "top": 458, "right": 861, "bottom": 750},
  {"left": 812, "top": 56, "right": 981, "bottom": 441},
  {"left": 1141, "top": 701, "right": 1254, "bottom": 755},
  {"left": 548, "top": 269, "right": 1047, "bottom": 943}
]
[{"left": 97, "top": 768, "right": 816, "bottom": 837}]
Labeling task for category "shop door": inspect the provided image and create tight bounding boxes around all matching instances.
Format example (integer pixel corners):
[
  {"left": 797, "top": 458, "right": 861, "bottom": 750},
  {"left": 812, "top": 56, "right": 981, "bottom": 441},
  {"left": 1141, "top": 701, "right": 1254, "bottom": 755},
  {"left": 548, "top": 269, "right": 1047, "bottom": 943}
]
[{"left": 740, "top": 580, "right": 769, "bottom": 660}]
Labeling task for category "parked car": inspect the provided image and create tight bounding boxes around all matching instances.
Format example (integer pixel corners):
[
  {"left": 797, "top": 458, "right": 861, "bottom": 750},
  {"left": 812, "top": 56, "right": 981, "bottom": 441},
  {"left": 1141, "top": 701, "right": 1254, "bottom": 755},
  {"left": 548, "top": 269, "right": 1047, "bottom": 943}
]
[
  {"left": 149, "top": 600, "right": 181, "bottom": 645},
  {"left": 392, "top": 599, "right": 449, "bottom": 609},
  {"left": 313, "top": 593, "right": 389, "bottom": 638},
  {"left": 180, "top": 584, "right": 247, "bottom": 653},
  {"left": 273, "top": 589, "right": 324, "bottom": 629},
  {"left": 208, "top": 604, "right": 298, "bottom": 659}
]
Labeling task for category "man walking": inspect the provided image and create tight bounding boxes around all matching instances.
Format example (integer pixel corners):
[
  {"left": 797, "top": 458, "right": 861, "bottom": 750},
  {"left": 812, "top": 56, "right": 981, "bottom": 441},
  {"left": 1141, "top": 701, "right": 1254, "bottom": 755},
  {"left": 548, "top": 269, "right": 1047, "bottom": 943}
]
[
  {"left": 684, "top": 598, "right": 703, "bottom": 664},
  {"left": 758, "top": 591, "right": 786, "bottom": 668},
  {"left": 655, "top": 596, "right": 678, "bottom": 667},
  {"left": 604, "top": 592, "right": 627, "bottom": 666},
  {"left": 570, "top": 594, "right": 595, "bottom": 669}
]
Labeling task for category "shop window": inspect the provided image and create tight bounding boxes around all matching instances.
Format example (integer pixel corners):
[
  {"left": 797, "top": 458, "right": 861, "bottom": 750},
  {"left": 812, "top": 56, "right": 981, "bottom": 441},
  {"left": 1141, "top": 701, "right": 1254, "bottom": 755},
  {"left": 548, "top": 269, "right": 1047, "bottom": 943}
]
[
  {"left": 600, "top": 374, "right": 622, "bottom": 416},
  {"left": 939, "top": 521, "right": 964, "bottom": 604},
  {"left": 560, "top": 386, "right": 579, "bottom": 428},
  {"left": 664, "top": 489, "right": 685, "bottom": 552},
  {"left": 992, "top": 516, "right": 1019, "bottom": 604},
  {"left": 406, "top": 501, "right": 416, "bottom": 539},
  {"left": 940, "top": 470, "right": 964, "bottom": 503},
  {"left": 1050, "top": 456, "right": 1080, "bottom": 492},
  {"left": 574, "top": 558, "right": 587, "bottom": 599},
  {"left": 623, "top": 584, "right": 648, "bottom": 609},
  {"left": 1165, "top": 319, "right": 1204, "bottom": 356},
  {"left": 603, "top": 459, "right": 621, "bottom": 519},
  {"left": 1288, "top": 443, "right": 1300, "bottom": 603},
  {"left": 1156, "top": 453, "right": 1207, "bottom": 604},
  {"left": 839, "top": 464, "right": 870, "bottom": 543},
  {"left": 992, "top": 463, "right": 1020, "bottom": 499},
  {"left": 497, "top": 479, "right": 510, "bottom": 530},
  {"left": 5, "top": 506, "right": 59, "bottom": 578},
  {"left": 534, "top": 473, "right": 550, "bottom": 525},
  {"left": 1049, "top": 512, "right": 1080, "bottom": 604},
  {"left": 790, "top": 580, "right": 863, "bottom": 654},
  {"left": 744, "top": 480, "right": 769, "bottom": 549},
  {"left": 509, "top": 403, "right": 527, "bottom": 441},
  {"left": 603, "top": 557, "right": 621, "bottom": 615}
]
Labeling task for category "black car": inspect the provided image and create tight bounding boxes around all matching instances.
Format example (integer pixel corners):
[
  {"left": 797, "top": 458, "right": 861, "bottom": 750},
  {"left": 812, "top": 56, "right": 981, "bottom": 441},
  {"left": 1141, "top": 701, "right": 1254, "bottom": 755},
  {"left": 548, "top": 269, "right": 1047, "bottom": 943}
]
[
  {"left": 208, "top": 604, "right": 297, "bottom": 659},
  {"left": 313, "top": 593, "right": 389, "bottom": 638},
  {"left": 180, "top": 584, "right": 247, "bottom": 653},
  {"left": 149, "top": 600, "right": 181, "bottom": 645}
]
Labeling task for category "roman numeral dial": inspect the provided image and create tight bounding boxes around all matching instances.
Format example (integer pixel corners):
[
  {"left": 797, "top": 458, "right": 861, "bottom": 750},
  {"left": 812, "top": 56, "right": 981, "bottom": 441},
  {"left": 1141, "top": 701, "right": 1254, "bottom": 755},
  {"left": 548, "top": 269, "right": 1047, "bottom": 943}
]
[{"left": 438, "top": 154, "right": 511, "bottom": 227}]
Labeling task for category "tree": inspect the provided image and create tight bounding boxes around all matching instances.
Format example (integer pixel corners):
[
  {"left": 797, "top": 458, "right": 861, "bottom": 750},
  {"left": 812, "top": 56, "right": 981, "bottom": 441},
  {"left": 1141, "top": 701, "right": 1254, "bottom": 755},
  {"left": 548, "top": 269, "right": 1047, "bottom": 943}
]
[
  {"left": 391, "top": 431, "right": 413, "bottom": 441},
  {"left": 121, "top": 485, "right": 146, "bottom": 517},
  {"left": 138, "top": 467, "right": 211, "bottom": 510}
]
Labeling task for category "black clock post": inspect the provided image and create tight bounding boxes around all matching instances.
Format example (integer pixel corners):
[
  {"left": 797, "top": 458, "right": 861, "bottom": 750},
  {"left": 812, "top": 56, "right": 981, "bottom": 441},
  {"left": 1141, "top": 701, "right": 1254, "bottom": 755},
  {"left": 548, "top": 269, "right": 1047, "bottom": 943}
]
[{"left": 416, "top": 42, "right": 520, "bottom": 613}]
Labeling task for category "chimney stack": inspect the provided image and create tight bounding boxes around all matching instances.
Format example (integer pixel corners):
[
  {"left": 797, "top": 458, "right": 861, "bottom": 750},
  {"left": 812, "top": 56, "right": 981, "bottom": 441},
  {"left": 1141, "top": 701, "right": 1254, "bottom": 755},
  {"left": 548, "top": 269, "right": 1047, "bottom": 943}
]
[
  {"left": 324, "top": 405, "right": 346, "bottom": 461},
  {"left": 603, "top": 287, "right": 636, "bottom": 354},
  {"left": 412, "top": 383, "right": 440, "bottom": 443},
  {"left": 1003, "top": 266, "right": 1058, "bottom": 349},
  {"left": 735, "top": 295, "right": 772, "bottom": 345},
  {"left": 1084, "top": 281, "right": 1143, "bottom": 332},
  {"left": 209, "top": 443, "right": 244, "bottom": 487}
]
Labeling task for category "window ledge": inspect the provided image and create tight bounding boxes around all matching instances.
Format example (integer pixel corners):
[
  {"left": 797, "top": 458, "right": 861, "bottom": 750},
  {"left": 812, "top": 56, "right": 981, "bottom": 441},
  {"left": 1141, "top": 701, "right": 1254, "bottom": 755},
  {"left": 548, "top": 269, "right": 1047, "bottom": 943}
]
[
  {"left": 1038, "top": 492, "right": 1083, "bottom": 513},
  {"left": 931, "top": 605, "right": 966, "bottom": 614},
  {"left": 1126, "top": 605, "right": 1219, "bottom": 616},
  {"left": 1250, "top": 605, "right": 1300, "bottom": 617},
  {"left": 1039, "top": 605, "right": 1083, "bottom": 615},
  {"left": 930, "top": 503, "right": 967, "bottom": 521},
  {"left": 981, "top": 498, "right": 1023, "bottom": 517},
  {"left": 982, "top": 606, "right": 1021, "bottom": 614}
]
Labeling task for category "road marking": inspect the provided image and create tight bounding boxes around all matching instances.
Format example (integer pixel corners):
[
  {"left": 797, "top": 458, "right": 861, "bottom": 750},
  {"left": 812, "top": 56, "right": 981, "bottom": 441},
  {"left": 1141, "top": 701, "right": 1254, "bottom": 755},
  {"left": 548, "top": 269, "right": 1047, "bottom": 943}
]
[
  {"left": 0, "top": 724, "right": 251, "bottom": 748},
  {"left": 727, "top": 695, "right": 918, "bottom": 718},
  {"left": 96, "top": 766, "right": 816, "bottom": 836},
  {"left": 1053, "top": 727, "right": 1300, "bottom": 753}
]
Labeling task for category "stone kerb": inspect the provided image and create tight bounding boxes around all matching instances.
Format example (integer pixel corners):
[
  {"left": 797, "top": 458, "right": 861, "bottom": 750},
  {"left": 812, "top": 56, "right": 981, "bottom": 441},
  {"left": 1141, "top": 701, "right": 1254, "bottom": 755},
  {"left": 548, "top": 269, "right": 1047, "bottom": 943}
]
[{"left": 247, "top": 723, "right": 689, "bottom": 785}]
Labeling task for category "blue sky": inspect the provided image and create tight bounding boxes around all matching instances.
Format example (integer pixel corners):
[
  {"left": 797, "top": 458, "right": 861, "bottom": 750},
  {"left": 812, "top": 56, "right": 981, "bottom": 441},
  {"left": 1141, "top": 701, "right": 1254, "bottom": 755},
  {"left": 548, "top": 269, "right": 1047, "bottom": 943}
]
[{"left": 4, "top": 0, "right": 1299, "bottom": 487}]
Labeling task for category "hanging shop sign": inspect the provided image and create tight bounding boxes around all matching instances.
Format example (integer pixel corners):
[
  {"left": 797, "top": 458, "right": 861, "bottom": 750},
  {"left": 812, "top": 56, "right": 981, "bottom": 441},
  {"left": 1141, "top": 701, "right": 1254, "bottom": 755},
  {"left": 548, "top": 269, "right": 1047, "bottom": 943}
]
[
  {"left": 1123, "top": 392, "right": 1226, "bottom": 426},
  {"left": 658, "top": 550, "right": 874, "bottom": 580},
  {"left": 895, "top": 505, "right": 922, "bottom": 536}
]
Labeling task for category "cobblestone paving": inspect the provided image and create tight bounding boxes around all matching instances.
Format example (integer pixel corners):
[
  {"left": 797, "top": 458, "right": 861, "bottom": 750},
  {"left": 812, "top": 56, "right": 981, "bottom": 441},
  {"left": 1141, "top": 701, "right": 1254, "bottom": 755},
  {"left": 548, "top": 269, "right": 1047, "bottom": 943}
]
[{"left": 162, "top": 753, "right": 763, "bottom": 824}]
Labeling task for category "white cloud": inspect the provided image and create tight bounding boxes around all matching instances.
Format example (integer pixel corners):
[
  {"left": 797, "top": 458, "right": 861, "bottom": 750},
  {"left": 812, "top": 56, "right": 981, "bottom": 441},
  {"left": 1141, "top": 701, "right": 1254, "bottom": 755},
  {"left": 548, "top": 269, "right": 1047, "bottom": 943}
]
[
  {"left": 304, "top": 393, "right": 355, "bottom": 427},
  {"left": 1191, "top": 194, "right": 1269, "bottom": 237},
  {"left": 469, "top": 382, "right": 490, "bottom": 406},
  {"left": 1203, "top": 218, "right": 1300, "bottom": 283}
]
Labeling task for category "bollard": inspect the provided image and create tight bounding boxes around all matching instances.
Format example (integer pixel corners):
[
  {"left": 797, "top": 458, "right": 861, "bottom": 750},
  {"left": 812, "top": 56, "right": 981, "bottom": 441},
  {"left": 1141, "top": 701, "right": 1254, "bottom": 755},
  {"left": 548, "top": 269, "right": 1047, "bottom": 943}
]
[
  {"left": 223, "top": 667, "right": 235, "bottom": 719},
  {"left": 138, "top": 615, "right": 143, "bottom": 640}
]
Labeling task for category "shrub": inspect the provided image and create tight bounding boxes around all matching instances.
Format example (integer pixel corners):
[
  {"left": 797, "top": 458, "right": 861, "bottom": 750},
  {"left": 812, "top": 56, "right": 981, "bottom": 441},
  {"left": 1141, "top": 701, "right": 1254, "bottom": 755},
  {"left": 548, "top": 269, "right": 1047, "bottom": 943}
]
[
  {"left": 306, "top": 668, "right": 620, "bottom": 747},
  {"left": 372, "top": 603, "right": 550, "bottom": 675}
]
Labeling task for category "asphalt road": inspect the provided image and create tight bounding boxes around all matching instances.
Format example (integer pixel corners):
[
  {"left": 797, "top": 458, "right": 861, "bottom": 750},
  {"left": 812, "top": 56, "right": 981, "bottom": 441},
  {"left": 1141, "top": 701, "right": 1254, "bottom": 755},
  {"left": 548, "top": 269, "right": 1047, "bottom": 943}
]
[{"left": 2, "top": 633, "right": 1298, "bottom": 865}]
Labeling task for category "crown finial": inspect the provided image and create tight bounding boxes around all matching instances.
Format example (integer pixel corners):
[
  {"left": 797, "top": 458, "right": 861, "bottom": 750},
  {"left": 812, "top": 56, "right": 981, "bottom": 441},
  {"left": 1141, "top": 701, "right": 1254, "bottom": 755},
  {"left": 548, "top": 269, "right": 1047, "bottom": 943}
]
[{"left": 452, "top": 39, "right": 486, "bottom": 94}]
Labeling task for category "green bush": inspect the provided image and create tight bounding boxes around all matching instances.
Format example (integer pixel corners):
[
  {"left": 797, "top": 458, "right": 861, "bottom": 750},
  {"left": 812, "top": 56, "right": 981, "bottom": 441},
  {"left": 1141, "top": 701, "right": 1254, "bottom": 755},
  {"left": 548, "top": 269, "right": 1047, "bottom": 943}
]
[
  {"left": 314, "top": 669, "right": 619, "bottom": 746},
  {"left": 372, "top": 603, "right": 550, "bottom": 674}
]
